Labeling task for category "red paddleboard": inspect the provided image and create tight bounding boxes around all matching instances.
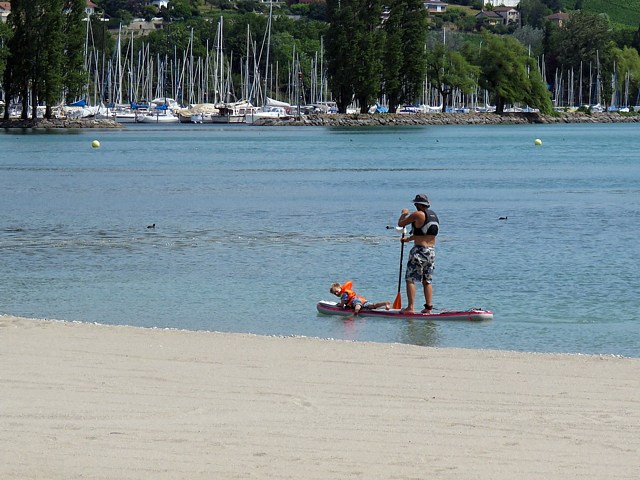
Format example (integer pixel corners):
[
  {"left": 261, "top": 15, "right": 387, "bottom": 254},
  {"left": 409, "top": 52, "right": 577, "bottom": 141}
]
[{"left": 316, "top": 301, "right": 493, "bottom": 322}]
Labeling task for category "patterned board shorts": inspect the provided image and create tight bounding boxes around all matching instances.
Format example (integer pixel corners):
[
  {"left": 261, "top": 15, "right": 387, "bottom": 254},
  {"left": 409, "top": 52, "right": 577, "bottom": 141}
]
[
  {"left": 351, "top": 298, "right": 372, "bottom": 308},
  {"left": 405, "top": 245, "right": 435, "bottom": 284}
]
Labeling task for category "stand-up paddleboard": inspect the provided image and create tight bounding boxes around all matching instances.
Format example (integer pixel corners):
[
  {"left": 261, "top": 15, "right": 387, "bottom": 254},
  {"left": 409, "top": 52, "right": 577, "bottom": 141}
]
[{"left": 316, "top": 301, "right": 493, "bottom": 322}]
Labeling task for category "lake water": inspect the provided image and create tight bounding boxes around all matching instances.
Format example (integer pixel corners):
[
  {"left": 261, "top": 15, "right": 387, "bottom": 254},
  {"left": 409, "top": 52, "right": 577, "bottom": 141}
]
[{"left": 1, "top": 121, "right": 639, "bottom": 357}]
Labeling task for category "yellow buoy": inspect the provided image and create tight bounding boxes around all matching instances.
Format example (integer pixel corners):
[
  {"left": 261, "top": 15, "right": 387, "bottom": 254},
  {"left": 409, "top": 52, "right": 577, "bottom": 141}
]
[
  {"left": 91, "top": 140, "right": 101, "bottom": 148},
  {"left": 534, "top": 138, "right": 542, "bottom": 146}
]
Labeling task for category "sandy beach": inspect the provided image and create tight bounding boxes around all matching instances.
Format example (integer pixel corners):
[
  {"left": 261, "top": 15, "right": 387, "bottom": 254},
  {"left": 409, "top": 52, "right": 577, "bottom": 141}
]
[{"left": 1, "top": 315, "right": 639, "bottom": 480}]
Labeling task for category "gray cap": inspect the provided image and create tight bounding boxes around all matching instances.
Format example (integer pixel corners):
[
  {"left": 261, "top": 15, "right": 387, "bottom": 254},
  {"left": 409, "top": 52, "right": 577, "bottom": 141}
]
[{"left": 412, "top": 193, "right": 430, "bottom": 207}]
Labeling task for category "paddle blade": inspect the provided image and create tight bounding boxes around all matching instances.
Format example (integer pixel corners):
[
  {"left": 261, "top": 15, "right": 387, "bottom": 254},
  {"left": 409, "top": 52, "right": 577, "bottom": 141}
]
[{"left": 392, "top": 292, "right": 402, "bottom": 309}]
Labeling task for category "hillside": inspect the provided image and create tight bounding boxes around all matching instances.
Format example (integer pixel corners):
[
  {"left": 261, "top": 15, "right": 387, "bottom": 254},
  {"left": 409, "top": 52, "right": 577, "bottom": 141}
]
[{"left": 567, "top": 0, "right": 640, "bottom": 28}]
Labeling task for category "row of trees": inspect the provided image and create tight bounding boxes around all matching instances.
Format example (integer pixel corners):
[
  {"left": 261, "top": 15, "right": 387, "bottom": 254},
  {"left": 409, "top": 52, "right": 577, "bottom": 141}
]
[
  {"left": 326, "top": 0, "right": 552, "bottom": 113},
  {"left": 2, "top": 0, "right": 86, "bottom": 120}
]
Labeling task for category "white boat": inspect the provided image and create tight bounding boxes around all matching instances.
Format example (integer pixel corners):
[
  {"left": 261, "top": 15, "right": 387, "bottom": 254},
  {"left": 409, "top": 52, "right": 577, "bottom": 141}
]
[
  {"left": 98, "top": 102, "right": 151, "bottom": 123},
  {"left": 313, "top": 101, "right": 338, "bottom": 113},
  {"left": 177, "top": 103, "right": 219, "bottom": 123},
  {"left": 245, "top": 98, "right": 293, "bottom": 124},
  {"left": 397, "top": 105, "right": 420, "bottom": 114},
  {"left": 138, "top": 111, "right": 179, "bottom": 123},
  {"left": 138, "top": 98, "right": 181, "bottom": 123},
  {"left": 112, "top": 112, "right": 139, "bottom": 123},
  {"left": 210, "top": 101, "right": 254, "bottom": 124},
  {"left": 63, "top": 100, "right": 101, "bottom": 119},
  {"left": 419, "top": 104, "right": 443, "bottom": 113}
]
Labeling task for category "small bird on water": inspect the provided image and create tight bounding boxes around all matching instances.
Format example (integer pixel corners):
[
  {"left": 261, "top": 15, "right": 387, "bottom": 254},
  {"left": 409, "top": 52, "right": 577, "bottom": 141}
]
[
  {"left": 147, "top": 223, "right": 156, "bottom": 229},
  {"left": 499, "top": 216, "right": 508, "bottom": 220}
]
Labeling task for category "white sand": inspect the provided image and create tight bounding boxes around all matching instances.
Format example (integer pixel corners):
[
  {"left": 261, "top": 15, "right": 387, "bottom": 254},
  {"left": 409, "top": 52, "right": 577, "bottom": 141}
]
[{"left": 1, "top": 314, "right": 639, "bottom": 480}]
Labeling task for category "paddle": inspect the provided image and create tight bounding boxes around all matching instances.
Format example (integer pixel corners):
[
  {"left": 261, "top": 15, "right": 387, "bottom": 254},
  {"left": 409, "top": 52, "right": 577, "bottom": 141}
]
[{"left": 387, "top": 226, "right": 406, "bottom": 309}]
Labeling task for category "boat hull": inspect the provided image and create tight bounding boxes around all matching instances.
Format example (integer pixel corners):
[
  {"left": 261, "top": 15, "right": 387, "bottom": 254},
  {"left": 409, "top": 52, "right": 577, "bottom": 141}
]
[
  {"left": 138, "top": 113, "right": 179, "bottom": 123},
  {"left": 210, "top": 114, "right": 245, "bottom": 124},
  {"left": 316, "top": 301, "right": 493, "bottom": 321}
]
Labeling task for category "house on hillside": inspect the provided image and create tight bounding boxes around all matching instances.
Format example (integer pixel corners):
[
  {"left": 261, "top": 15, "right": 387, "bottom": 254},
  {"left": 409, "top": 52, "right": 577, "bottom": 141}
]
[
  {"left": 485, "top": 0, "right": 519, "bottom": 6},
  {"left": 493, "top": 6, "right": 519, "bottom": 24},
  {"left": 476, "top": 6, "right": 519, "bottom": 26},
  {"left": 125, "top": 18, "right": 165, "bottom": 36},
  {"left": 545, "top": 11, "right": 570, "bottom": 27},
  {"left": 424, "top": 0, "right": 448, "bottom": 14},
  {"left": 149, "top": 0, "right": 170, "bottom": 8},
  {"left": 475, "top": 10, "right": 503, "bottom": 26},
  {"left": 0, "top": 1, "right": 11, "bottom": 23}
]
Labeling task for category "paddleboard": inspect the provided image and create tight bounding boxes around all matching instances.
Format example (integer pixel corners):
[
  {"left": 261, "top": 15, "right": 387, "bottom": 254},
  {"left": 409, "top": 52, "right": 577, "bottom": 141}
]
[{"left": 316, "top": 301, "right": 493, "bottom": 322}]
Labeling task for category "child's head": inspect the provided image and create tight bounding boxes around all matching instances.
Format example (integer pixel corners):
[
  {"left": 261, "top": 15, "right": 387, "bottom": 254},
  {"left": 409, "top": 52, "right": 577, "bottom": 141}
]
[{"left": 329, "top": 282, "right": 341, "bottom": 296}]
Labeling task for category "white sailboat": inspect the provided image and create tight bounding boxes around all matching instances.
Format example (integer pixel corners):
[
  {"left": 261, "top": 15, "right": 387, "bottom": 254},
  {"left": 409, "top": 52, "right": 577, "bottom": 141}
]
[{"left": 245, "top": 97, "right": 292, "bottom": 124}]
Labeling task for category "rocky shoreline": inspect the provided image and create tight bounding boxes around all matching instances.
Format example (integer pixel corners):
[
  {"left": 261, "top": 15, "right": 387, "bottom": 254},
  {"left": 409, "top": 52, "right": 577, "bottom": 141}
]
[
  {"left": 258, "top": 111, "right": 640, "bottom": 126},
  {"left": 0, "top": 118, "right": 122, "bottom": 129},
  {"left": 1, "top": 111, "right": 639, "bottom": 129}
]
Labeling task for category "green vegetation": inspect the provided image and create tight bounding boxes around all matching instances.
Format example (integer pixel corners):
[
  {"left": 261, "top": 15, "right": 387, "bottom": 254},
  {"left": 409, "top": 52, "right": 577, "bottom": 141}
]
[
  {"left": 425, "top": 43, "right": 479, "bottom": 113},
  {"left": 574, "top": 0, "right": 640, "bottom": 29},
  {"left": 475, "top": 33, "right": 553, "bottom": 114},
  {"left": 2, "top": 0, "right": 640, "bottom": 116},
  {"left": 3, "top": 0, "right": 86, "bottom": 119}
]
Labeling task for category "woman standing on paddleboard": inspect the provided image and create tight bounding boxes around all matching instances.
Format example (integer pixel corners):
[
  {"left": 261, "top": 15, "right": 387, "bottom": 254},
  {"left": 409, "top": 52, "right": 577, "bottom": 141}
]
[{"left": 397, "top": 193, "right": 439, "bottom": 313}]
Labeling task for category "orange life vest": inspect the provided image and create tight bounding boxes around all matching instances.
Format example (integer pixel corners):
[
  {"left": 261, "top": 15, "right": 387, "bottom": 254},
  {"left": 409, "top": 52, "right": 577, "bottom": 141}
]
[{"left": 338, "top": 281, "right": 366, "bottom": 305}]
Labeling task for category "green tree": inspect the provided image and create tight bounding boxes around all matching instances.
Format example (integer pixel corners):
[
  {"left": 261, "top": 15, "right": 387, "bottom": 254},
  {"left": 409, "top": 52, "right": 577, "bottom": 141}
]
[
  {"left": 353, "top": 0, "right": 383, "bottom": 113},
  {"left": 400, "top": 0, "right": 428, "bottom": 106},
  {"left": 476, "top": 33, "right": 552, "bottom": 113},
  {"left": 100, "top": 0, "right": 147, "bottom": 17},
  {"left": 614, "top": 46, "right": 640, "bottom": 106},
  {"left": 519, "top": 0, "right": 552, "bottom": 29},
  {"left": 382, "top": 0, "right": 428, "bottom": 112},
  {"left": 326, "top": 0, "right": 358, "bottom": 112},
  {"left": 541, "top": 0, "right": 563, "bottom": 12},
  {"left": 552, "top": 11, "right": 615, "bottom": 107},
  {"left": 3, "top": 0, "right": 86, "bottom": 119},
  {"left": 382, "top": 9, "right": 403, "bottom": 111},
  {"left": 39, "top": 0, "right": 65, "bottom": 118},
  {"left": 512, "top": 25, "right": 545, "bottom": 58},
  {"left": 0, "top": 22, "right": 11, "bottom": 99},
  {"left": 555, "top": 11, "right": 614, "bottom": 70},
  {"left": 425, "top": 42, "right": 479, "bottom": 112},
  {"left": 633, "top": 24, "right": 640, "bottom": 54},
  {"left": 63, "top": 0, "right": 87, "bottom": 103},
  {"left": 3, "top": 0, "right": 32, "bottom": 119}
]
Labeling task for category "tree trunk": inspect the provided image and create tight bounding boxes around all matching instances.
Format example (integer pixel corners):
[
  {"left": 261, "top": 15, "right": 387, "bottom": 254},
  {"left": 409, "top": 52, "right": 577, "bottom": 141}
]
[
  {"left": 21, "top": 89, "right": 28, "bottom": 120},
  {"left": 440, "top": 90, "right": 449, "bottom": 113},
  {"left": 31, "top": 87, "right": 38, "bottom": 120}
]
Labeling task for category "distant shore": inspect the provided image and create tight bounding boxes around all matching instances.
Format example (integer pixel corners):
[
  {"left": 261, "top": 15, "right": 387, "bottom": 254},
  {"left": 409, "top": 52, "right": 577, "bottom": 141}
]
[{"left": 2, "top": 111, "right": 640, "bottom": 129}]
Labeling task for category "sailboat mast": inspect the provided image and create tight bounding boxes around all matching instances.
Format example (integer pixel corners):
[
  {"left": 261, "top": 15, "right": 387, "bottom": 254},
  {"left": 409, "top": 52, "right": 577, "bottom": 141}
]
[{"left": 264, "top": 0, "right": 273, "bottom": 103}]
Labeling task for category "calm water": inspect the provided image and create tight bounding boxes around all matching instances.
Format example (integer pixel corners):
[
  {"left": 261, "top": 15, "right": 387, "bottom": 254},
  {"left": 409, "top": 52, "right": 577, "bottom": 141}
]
[{"left": 1, "top": 122, "right": 639, "bottom": 357}]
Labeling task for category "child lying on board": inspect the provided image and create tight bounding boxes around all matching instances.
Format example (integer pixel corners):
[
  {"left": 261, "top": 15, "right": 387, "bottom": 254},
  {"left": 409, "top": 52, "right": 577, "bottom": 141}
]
[{"left": 329, "top": 281, "right": 390, "bottom": 315}]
